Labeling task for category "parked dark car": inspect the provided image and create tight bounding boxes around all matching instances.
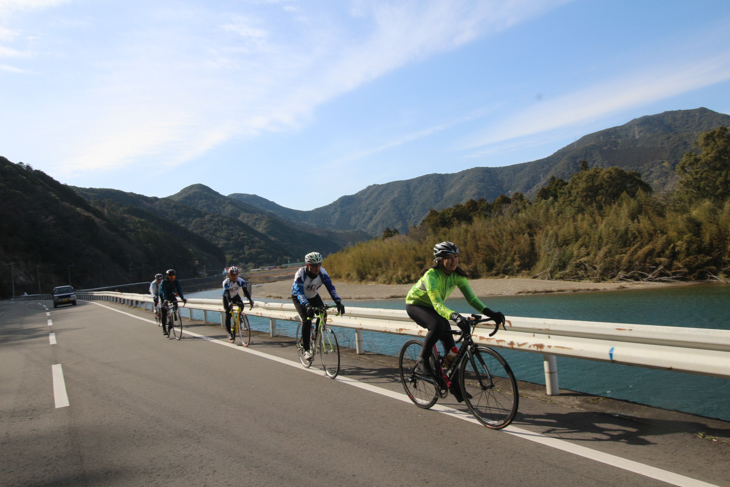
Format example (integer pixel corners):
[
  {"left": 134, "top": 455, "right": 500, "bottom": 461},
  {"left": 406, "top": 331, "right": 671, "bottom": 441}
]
[{"left": 53, "top": 285, "right": 76, "bottom": 308}]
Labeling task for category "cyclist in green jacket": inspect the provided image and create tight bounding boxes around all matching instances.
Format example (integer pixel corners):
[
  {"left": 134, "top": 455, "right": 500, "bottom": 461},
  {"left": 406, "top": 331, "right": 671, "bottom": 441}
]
[{"left": 405, "top": 241, "right": 505, "bottom": 397}]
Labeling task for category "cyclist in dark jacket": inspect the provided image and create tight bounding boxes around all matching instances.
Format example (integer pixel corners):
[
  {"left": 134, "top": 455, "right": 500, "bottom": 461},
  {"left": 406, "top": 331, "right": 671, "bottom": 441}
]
[{"left": 159, "top": 269, "right": 187, "bottom": 336}]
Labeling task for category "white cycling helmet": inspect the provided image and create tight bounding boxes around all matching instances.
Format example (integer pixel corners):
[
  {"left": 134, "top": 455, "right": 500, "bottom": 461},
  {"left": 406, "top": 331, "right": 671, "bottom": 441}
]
[
  {"left": 228, "top": 266, "right": 239, "bottom": 275},
  {"left": 305, "top": 252, "right": 323, "bottom": 265}
]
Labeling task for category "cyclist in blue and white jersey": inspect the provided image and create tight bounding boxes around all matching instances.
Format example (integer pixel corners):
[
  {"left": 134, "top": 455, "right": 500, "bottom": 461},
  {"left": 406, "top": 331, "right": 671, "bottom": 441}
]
[
  {"left": 149, "top": 273, "right": 163, "bottom": 319},
  {"left": 291, "top": 252, "right": 345, "bottom": 359},
  {"left": 222, "top": 266, "right": 254, "bottom": 343}
]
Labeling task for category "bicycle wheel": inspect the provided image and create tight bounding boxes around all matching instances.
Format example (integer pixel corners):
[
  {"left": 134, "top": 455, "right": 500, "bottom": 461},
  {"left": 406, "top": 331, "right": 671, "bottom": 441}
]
[
  {"left": 319, "top": 325, "right": 340, "bottom": 378},
  {"left": 173, "top": 309, "right": 183, "bottom": 340},
  {"left": 167, "top": 312, "right": 176, "bottom": 339},
  {"left": 460, "top": 345, "right": 518, "bottom": 429},
  {"left": 295, "top": 322, "right": 314, "bottom": 368},
  {"left": 239, "top": 313, "right": 251, "bottom": 347},
  {"left": 398, "top": 339, "right": 438, "bottom": 409}
]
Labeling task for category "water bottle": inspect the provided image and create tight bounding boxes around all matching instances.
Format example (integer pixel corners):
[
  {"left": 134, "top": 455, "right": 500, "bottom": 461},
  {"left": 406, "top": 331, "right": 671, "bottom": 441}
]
[{"left": 442, "top": 346, "right": 458, "bottom": 370}]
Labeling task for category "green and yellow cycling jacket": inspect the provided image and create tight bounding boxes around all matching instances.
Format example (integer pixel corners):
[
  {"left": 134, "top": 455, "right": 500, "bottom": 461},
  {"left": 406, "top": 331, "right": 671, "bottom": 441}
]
[{"left": 405, "top": 267, "right": 486, "bottom": 320}]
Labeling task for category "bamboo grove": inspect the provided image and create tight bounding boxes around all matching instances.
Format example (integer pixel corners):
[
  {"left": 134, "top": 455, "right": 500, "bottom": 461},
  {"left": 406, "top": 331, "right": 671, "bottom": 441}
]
[{"left": 324, "top": 127, "right": 730, "bottom": 284}]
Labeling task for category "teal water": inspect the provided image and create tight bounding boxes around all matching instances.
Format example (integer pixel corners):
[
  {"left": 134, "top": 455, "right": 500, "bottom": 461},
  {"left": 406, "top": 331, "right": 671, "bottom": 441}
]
[{"left": 190, "top": 284, "right": 730, "bottom": 422}]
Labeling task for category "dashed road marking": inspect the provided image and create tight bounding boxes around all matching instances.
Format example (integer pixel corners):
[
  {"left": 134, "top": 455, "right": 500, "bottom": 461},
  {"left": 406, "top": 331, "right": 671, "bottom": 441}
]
[{"left": 52, "top": 364, "right": 69, "bottom": 408}]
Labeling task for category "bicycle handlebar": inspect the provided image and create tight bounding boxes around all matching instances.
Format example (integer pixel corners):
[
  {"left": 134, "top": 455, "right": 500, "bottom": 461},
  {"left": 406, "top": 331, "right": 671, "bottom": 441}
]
[{"left": 451, "top": 314, "right": 509, "bottom": 341}]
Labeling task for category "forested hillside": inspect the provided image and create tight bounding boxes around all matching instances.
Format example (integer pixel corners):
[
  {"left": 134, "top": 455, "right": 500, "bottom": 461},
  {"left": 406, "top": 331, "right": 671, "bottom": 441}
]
[
  {"left": 324, "top": 127, "right": 730, "bottom": 284},
  {"left": 0, "top": 158, "right": 222, "bottom": 296},
  {"left": 235, "top": 108, "right": 730, "bottom": 235},
  {"left": 75, "top": 186, "right": 291, "bottom": 267}
]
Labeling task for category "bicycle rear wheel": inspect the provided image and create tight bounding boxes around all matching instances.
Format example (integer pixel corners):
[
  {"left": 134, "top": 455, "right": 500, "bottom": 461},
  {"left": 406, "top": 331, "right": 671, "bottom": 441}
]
[
  {"left": 460, "top": 345, "right": 518, "bottom": 429},
  {"left": 319, "top": 325, "right": 340, "bottom": 378},
  {"left": 172, "top": 309, "right": 183, "bottom": 340},
  {"left": 398, "top": 339, "right": 438, "bottom": 409},
  {"left": 295, "top": 322, "right": 314, "bottom": 368},
  {"left": 239, "top": 314, "right": 251, "bottom": 347}
]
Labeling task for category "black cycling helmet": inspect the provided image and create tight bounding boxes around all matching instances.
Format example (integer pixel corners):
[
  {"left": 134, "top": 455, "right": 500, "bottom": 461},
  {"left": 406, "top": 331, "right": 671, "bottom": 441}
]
[
  {"left": 433, "top": 241, "right": 459, "bottom": 258},
  {"left": 166, "top": 269, "right": 176, "bottom": 277}
]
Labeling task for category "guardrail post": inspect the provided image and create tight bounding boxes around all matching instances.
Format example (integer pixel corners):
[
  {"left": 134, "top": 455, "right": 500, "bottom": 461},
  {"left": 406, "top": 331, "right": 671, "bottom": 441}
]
[
  {"left": 203, "top": 310, "right": 208, "bottom": 323},
  {"left": 270, "top": 318, "right": 277, "bottom": 337},
  {"left": 544, "top": 354, "right": 560, "bottom": 396},
  {"left": 355, "top": 329, "right": 364, "bottom": 354}
]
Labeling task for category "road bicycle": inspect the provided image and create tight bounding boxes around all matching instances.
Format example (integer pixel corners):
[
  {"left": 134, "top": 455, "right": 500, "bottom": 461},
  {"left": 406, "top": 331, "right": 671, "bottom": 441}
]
[
  {"left": 229, "top": 302, "right": 252, "bottom": 347},
  {"left": 398, "top": 315, "right": 518, "bottom": 429},
  {"left": 296, "top": 305, "right": 340, "bottom": 378},
  {"left": 163, "top": 300, "right": 184, "bottom": 340}
]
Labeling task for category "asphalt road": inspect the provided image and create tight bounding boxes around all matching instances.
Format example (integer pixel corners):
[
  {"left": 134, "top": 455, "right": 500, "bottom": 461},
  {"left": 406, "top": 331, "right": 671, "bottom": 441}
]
[{"left": 1, "top": 299, "right": 728, "bottom": 487}]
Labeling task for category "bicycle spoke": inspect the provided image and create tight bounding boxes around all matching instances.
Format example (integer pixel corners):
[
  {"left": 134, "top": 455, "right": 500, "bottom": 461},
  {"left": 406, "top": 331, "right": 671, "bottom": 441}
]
[
  {"left": 399, "top": 339, "right": 438, "bottom": 409},
  {"left": 239, "top": 314, "right": 251, "bottom": 347},
  {"left": 319, "top": 326, "right": 340, "bottom": 378},
  {"left": 460, "top": 346, "right": 518, "bottom": 428}
]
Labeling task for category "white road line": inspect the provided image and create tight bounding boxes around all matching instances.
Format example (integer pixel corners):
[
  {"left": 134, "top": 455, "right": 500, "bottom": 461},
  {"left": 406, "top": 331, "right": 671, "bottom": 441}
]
[
  {"left": 46, "top": 312, "right": 51, "bottom": 317},
  {"left": 49, "top": 333, "right": 57, "bottom": 345},
  {"left": 91, "top": 301, "right": 718, "bottom": 487},
  {"left": 47, "top": 319, "right": 52, "bottom": 327},
  {"left": 52, "top": 364, "right": 70, "bottom": 408}
]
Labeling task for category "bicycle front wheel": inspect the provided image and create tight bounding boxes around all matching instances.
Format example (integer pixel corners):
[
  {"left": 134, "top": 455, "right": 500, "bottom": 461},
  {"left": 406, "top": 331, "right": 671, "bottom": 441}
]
[
  {"left": 295, "top": 322, "right": 313, "bottom": 368},
  {"left": 460, "top": 345, "right": 518, "bottom": 429},
  {"left": 172, "top": 309, "right": 183, "bottom": 340},
  {"left": 319, "top": 326, "right": 340, "bottom": 378},
  {"left": 239, "top": 314, "right": 251, "bottom": 347},
  {"left": 167, "top": 312, "right": 176, "bottom": 339},
  {"left": 399, "top": 339, "right": 438, "bottom": 409}
]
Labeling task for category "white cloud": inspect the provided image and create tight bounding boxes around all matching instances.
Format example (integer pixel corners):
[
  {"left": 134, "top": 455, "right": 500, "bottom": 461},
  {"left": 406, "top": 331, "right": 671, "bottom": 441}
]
[
  {"left": 3, "top": 0, "right": 575, "bottom": 176},
  {"left": 462, "top": 53, "right": 730, "bottom": 153}
]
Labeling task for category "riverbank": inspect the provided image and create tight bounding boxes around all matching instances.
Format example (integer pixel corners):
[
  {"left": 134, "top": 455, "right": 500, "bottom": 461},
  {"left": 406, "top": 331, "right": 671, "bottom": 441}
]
[{"left": 252, "top": 276, "right": 685, "bottom": 300}]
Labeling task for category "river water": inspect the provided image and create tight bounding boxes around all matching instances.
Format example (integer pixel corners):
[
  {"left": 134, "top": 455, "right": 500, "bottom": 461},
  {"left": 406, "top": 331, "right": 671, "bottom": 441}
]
[{"left": 190, "top": 283, "right": 730, "bottom": 422}]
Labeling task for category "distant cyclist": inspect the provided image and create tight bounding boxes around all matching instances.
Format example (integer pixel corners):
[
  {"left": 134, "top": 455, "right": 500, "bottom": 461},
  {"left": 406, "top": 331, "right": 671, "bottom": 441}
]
[
  {"left": 291, "top": 252, "right": 345, "bottom": 360},
  {"left": 159, "top": 269, "right": 187, "bottom": 337},
  {"left": 149, "top": 273, "right": 163, "bottom": 319},
  {"left": 405, "top": 241, "right": 505, "bottom": 400},
  {"left": 222, "top": 266, "right": 254, "bottom": 343}
]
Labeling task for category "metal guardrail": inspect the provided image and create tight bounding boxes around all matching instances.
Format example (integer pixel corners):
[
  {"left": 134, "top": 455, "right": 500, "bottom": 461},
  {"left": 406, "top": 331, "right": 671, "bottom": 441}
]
[{"left": 77, "top": 291, "right": 730, "bottom": 396}]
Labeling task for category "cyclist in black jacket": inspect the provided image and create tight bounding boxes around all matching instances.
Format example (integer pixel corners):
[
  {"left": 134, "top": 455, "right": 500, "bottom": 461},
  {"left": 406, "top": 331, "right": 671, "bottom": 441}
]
[{"left": 159, "top": 269, "right": 187, "bottom": 336}]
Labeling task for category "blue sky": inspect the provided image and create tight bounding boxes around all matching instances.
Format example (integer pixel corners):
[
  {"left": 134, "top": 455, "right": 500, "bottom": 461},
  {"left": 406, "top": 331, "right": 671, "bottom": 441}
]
[{"left": 2, "top": 0, "right": 729, "bottom": 210}]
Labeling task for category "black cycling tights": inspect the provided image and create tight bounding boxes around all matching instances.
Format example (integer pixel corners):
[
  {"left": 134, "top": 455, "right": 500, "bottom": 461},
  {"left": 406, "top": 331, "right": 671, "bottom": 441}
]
[
  {"left": 292, "top": 294, "right": 325, "bottom": 350},
  {"left": 406, "top": 304, "right": 456, "bottom": 362}
]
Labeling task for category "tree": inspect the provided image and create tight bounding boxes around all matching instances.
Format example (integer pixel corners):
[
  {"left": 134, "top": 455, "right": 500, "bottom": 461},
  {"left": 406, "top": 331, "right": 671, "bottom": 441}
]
[
  {"left": 563, "top": 166, "right": 652, "bottom": 209},
  {"left": 676, "top": 126, "right": 730, "bottom": 201}
]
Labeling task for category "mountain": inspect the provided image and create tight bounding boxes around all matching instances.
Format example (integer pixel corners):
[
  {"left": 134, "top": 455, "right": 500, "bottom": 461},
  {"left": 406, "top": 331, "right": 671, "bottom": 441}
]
[
  {"left": 74, "top": 186, "right": 293, "bottom": 266},
  {"left": 74, "top": 184, "right": 370, "bottom": 267},
  {"left": 0, "top": 158, "right": 223, "bottom": 296},
  {"left": 168, "top": 184, "right": 369, "bottom": 258},
  {"left": 233, "top": 108, "right": 730, "bottom": 234},
  {"left": 3, "top": 107, "right": 727, "bottom": 297}
]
